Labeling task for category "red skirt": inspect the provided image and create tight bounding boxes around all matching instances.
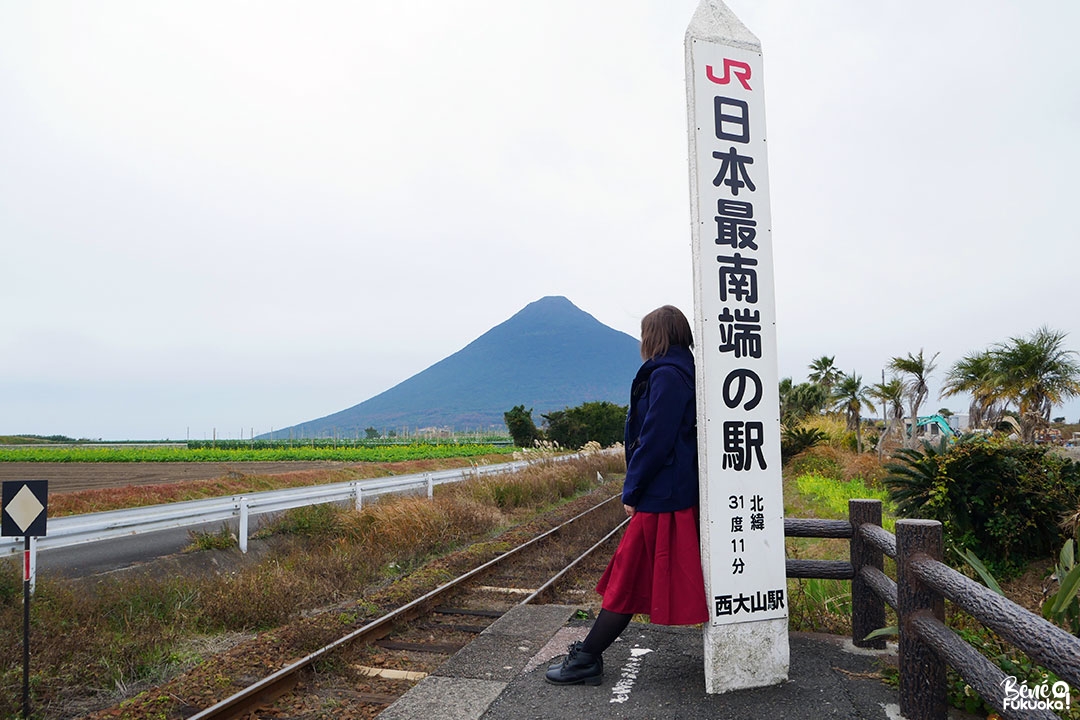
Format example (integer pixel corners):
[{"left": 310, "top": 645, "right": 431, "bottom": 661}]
[{"left": 594, "top": 507, "right": 709, "bottom": 625}]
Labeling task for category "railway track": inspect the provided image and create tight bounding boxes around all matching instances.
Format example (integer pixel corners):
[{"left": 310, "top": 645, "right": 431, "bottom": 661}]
[{"left": 181, "top": 492, "right": 628, "bottom": 720}]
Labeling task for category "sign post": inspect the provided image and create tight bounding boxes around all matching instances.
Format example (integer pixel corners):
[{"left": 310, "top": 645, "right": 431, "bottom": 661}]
[
  {"left": 3, "top": 480, "right": 48, "bottom": 719},
  {"left": 685, "top": 1, "right": 790, "bottom": 693}
]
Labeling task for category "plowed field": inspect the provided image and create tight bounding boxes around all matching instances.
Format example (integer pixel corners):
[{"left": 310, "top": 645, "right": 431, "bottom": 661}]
[{"left": 0, "top": 461, "right": 345, "bottom": 494}]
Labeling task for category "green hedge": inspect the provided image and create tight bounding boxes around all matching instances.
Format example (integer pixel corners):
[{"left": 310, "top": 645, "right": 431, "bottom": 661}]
[{"left": 885, "top": 436, "right": 1080, "bottom": 575}]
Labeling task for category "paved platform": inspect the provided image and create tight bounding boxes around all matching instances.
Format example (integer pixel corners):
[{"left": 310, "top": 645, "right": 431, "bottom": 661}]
[{"left": 378, "top": 604, "right": 931, "bottom": 720}]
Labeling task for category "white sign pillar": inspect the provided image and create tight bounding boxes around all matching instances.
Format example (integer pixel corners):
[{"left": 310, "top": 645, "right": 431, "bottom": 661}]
[{"left": 686, "top": 0, "right": 790, "bottom": 693}]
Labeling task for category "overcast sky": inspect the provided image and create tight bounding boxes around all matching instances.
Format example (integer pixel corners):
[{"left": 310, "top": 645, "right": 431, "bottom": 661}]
[{"left": 2, "top": 1, "right": 1079, "bottom": 440}]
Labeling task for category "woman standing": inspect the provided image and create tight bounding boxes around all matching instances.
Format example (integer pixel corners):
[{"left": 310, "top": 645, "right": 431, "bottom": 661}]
[{"left": 546, "top": 305, "right": 708, "bottom": 686}]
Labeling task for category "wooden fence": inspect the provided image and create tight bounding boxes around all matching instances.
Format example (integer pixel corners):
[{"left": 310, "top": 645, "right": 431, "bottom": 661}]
[{"left": 785, "top": 499, "right": 1080, "bottom": 720}]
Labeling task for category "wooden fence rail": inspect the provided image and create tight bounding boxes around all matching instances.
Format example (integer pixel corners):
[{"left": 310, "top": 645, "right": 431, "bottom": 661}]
[{"left": 784, "top": 499, "right": 1079, "bottom": 720}]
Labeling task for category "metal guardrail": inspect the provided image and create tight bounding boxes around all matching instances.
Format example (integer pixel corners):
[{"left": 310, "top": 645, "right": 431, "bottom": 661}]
[
  {"left": 0, "top": 458, "right": 541, "bottom": 559},
  {"left": 787, "top": 499, "right": 1080, "bottom": 720}
]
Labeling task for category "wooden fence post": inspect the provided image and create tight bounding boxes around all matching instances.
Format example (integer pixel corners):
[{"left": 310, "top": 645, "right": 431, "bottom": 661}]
[
  {"left": 897, "top": 519, "right": 946, "bottom": 720},
  {"left": 850, "top": 499, "right": 885, "bottom": 648}
]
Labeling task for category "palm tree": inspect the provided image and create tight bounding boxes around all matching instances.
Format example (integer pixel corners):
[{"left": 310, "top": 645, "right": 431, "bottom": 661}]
[
  {"left": 889, "top": 349, "right": 939, "bottom": 448},
  {"left": 940, "top": 350, "right": 1003, "bottom": 430},
  {"left": 778, "top": 377, "right": 793, "bottom": 425},
  {"left": 990, "top": 327, "right": 1080, "bottom": 442},
  {"left": 808, "top": 355, "right": 843, "bottom": 395},
  {"left": 831, "top": 372, "right": 875, "bottom": 453},
  {"left": 868, "top": 377, "right": 905, "bottom": 459},
  {"left": 883, "top": 439, "right": 950, "bottom": 518},
  {"left": 782, "top": 382, "right": 828, "bottom": 424}
]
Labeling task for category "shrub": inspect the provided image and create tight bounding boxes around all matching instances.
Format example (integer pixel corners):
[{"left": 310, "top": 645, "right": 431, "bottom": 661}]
[
  {"left": 186, "top": 525, "right": 237, "bottom": 551},
  {"left": 0, "top": 562, "right": 19, "bottom": 606},
  {"left": 1043, "top": 539, "right": 1080, "bottom": 636},
  {"left": 781, "top": 425, "right": 825, "bottom": 464},
  {"left": 265, "top": 503, "right": 342, "bottom": 537},
  {"left": 542, "top": 401, "right": 627, "bottom": 448},
  {"left": 884, "top": 436, "right": 1080, "bottom": 574},
  {"left": 842, "top": 452, "right": 888, "bottom": 486},
  {"left": 504, "top": 405, "right": 542, "bottom": 447},
  {"left": 787, "top": 445, "right": 845, "bottom": 482}
]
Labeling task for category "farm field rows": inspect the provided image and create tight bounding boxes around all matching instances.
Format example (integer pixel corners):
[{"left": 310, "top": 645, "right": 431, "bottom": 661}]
[
  {"left": 0, "top": 442, "right": 513, "bottom": 463},
  {"left": 0, "top": 444, "right": 515, "bottom": 501},
  {"left": 0, "top": 461, "right": 352, "bottom": 494}
]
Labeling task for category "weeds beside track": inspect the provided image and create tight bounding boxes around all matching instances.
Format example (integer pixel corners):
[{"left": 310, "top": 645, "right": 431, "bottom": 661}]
[{"left": 0, "top": 451, "right": 625, "bottom": 719}]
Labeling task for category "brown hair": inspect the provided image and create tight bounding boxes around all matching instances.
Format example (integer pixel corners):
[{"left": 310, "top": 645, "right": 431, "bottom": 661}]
[{"left": 639, "top": 305, "right": 693, "bottom": 361}]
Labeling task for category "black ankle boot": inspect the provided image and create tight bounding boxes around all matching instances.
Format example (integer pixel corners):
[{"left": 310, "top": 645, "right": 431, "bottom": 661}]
[{"left": 545, "top": 641, "right": 603, "bottom": 686}]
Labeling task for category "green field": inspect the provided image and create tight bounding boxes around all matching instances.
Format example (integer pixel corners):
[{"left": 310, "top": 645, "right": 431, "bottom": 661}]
[{"left": 0, "top": 442, "right": 514, "bottom": 463}]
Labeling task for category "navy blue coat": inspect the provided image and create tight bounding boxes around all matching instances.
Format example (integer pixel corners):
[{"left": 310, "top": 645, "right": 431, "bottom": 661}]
[{"left": 621, "top": 345, "right": 699, "bottom": 513}]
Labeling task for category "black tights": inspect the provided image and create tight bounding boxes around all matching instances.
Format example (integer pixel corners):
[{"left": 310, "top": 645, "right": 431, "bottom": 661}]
[{"left": 582, "top": 609, "right": 632, "bottom": 655}]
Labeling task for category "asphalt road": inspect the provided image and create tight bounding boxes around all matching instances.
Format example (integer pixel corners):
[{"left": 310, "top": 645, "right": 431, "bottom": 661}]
[{"left": 35, "top": 519, "right": 237, "bottom": 579}]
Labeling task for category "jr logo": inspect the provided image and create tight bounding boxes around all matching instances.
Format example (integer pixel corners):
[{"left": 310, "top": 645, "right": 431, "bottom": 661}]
[{"left": 706, "top": 59, "right": 752, "bottom": 90}]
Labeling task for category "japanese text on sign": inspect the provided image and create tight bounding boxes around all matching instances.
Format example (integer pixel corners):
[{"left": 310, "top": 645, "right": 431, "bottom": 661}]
[{"left": 692, "top": 39, "right": 787, "bottom": 626}]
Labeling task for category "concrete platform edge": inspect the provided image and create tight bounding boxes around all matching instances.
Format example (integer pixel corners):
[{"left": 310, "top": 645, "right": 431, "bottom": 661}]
[{"left": 379, "top": 604, "right": 578, "bottom": 719}]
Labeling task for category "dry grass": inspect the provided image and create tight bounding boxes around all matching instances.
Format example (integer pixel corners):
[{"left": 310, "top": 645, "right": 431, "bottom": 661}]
[
  {"left": 785, "top": 444, "right": 888, "bottom": 486},
  {"left": 800, "top": 415, "right": 852, "bottom": 447},
  {"left": 443, "top": 460, "right": 600, "bottom": 509},
  {"left": 0, "top": 451, "right": 626, "bottom": 720},
  {"left": 841, "top": 452, "right": 888, "bottom": 485}
]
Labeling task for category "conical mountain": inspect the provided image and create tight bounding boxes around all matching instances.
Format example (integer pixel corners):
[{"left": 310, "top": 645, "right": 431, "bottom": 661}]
[{"left": 270, "top": 296, "right": 641, "bottom": 438}]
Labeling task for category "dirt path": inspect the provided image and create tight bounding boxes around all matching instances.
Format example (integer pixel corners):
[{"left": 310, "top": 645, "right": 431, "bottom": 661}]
[{"left": 0, "top": 462, "right": 347, "bottom": 494}]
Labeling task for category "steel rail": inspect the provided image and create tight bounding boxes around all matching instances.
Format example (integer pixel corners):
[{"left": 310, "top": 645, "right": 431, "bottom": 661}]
[
  {"left": 521, "top": 516, "right": 630, "bottom": 605},
  {"left": 187, "top": 493, "right": 623, "bottom": 720}
]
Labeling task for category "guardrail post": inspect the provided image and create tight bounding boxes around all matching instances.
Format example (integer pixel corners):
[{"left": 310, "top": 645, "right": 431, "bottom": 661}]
[
  {"left": 28, "top": 537, "right": 37, "bottom": 596},
  {"left": 0, "top": 456, "right": 550, "bottom": 561},
  {"left": 897, "top": 519, "right": 946, "bottom": 720},
  {"left": 426, "top": 473, "right": 433, "bottom": 500},
  {"left": 352, "top": 482, "right": 362, "bottom": 512},
  {"left": 850, "top": 499, "right": 885, "bottom": 649},
  {"left": 239, "top": 498, "right": 249, "bottom": 554}
]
